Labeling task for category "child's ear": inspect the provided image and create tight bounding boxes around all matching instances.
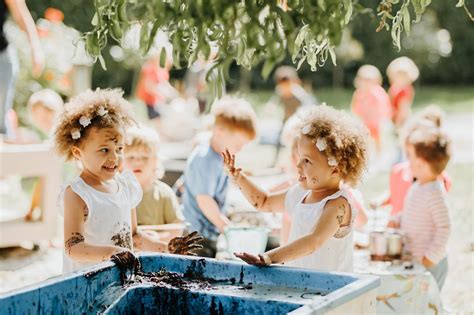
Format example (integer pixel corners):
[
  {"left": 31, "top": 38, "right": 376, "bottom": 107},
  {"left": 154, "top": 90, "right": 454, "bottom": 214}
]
[
  {"left": 71, "top": 146, "right": 82, "bottom": 160},
  {"left": 331, "top": 167, "right": 340, "bottom": 176}
]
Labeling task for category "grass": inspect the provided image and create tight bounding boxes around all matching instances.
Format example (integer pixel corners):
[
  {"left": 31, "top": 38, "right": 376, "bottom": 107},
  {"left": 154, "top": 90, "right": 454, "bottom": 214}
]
[{"left": 237, "top": 86, "right": 474, "bottom": 116}]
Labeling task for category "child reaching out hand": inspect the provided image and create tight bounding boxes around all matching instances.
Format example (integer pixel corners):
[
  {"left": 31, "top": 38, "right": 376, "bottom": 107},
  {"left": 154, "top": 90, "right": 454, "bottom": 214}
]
[
  {"left": 54, "top": 89, "right": 202, "bottom": 273},
  {"left": 225, "top": 104, "right": 369, "bottom": 272}
]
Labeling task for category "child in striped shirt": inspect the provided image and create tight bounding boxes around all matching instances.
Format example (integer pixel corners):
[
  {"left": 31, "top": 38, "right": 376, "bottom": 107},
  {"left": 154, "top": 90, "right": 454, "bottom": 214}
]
[{"left": 397, "top": 125, "right": 452, "bottom": 289}]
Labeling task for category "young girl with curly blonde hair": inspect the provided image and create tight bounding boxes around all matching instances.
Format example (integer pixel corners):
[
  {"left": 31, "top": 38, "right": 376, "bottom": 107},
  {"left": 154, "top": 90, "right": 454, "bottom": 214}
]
[
  {"left": 55, "top": 88, "right": 201, "bottom": 273},
  {"left": 225, "top": 104, "right": 369, "bottom": 272}
]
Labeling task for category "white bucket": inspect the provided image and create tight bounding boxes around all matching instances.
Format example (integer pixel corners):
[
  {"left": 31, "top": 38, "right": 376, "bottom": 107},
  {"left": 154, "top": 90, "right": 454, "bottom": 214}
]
[{"left": 224, "top": 226, "right": 269, "bottom": 258}]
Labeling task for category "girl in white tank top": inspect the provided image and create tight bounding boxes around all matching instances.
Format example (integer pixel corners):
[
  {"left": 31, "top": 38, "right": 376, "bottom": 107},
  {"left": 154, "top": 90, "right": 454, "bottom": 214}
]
[
  {"left": 54, "top": 89, "right": 203, "bottom": 273},
  {"left": 59, "top": 170, "right": 142, "bottom": 273},
  {"left": 222, "top": 105, "right": 369, "bottom": 272},
  {"left": 285, "top": 185, "right": 355, "bottom": 271}
]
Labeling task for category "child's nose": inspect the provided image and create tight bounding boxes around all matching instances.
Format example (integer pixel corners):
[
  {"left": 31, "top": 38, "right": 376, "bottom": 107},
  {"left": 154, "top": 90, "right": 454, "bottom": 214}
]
[{"left": 296, "top": 159, "right": 303, "bottom": 169}]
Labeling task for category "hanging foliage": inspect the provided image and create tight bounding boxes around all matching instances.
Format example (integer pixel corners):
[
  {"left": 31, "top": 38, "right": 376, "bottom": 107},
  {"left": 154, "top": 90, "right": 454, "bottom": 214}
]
[{"left": 85, "top": 0, "right": 471, "bottom": 98}]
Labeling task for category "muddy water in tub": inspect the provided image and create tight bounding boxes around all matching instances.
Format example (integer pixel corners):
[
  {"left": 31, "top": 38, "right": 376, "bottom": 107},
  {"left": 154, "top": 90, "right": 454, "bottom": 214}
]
[{"left": 87, "top": 268, "right": 329, "bottom": 312}]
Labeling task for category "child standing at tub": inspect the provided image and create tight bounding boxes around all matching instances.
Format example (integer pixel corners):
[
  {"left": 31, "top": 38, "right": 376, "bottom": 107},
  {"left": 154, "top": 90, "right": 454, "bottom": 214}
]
[
  {"left": 182, "top": 97, "right": 257, "bottom": 258},
  {"left": 392, "top": 126, "right": 452, "bottom": 289},
  {"left": 275, "top": 110, "right": 368, "bottom": 246},
  {"left": 371, "top": 105, "right": 452, "bottom": 217},
  {"left": 54, "top": 89, "right": 202, "bottom": 273},
  {"left": 124, "top": 126, "right": 184, "bottom": 242},
  {"left": 227, "top": 104, "right": 369, "bottom": 272}
]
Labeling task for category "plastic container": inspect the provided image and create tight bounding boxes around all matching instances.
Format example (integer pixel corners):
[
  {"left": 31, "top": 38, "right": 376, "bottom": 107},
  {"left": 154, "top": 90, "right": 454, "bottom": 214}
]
[{"left": 224, "top": 226, "right": 269, "bottom": 257}]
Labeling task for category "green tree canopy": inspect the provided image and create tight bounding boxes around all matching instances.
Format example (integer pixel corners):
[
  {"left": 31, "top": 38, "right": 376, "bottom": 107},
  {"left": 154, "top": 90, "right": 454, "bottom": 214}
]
[{"left": 84, "top": 0, "right": 471, "bottom": 96}]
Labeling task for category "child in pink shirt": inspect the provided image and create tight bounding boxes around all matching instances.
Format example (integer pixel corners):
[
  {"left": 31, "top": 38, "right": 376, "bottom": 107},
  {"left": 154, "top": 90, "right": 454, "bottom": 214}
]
[
  {"left": 351, "top": 65, "right": 392, "bottom": 153},
  {"left": 392, "top": 126, "right": 452, "bottom": 289},
  {"left": 371, "top": 105, "right": 452, "bottom": 216}
]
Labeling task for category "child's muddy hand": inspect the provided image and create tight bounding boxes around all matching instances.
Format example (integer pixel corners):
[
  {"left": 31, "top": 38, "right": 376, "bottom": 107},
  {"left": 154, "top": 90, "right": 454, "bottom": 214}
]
[
  {"left": 234, "top": 252, "right": 270, "bottom": 266},
  {"left": 168, "top": 231, "right": 204, "bottom": 255},
  {"left": 221, "top": 149, "right": 242, "bottom": 180},
  {"left": 111, "top": 250, "right": 141, "bottom": 275}
]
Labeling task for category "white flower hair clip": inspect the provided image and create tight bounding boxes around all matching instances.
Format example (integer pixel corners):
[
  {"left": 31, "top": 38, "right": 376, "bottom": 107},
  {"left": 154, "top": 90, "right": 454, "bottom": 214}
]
[
  {"left": 79, "top": 115, "right": 91, "bottom": 128},
  {"left": 97, "top": 106, "right": 108, "bottom": 116},
  {"left": 301, "top": 125, "right": 311, "bottom": 135},
  {"left": 315, "top": 138, "right": 327, "bottom": 151},
  {"left": 327, "top": 156, "right": 338, "bottom": 167},
  {"left": 71, "top": 129, "right": 81, "bottom": 140}
]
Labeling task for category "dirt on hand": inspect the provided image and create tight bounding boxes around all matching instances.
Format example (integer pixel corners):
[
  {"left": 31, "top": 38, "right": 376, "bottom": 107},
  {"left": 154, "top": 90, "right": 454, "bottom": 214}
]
[
  {"left": 168, "top": 231, "right": 204, "bottom": 255},
  {"left": 111, "top": 250, "right": 141, "bottom": 283}
]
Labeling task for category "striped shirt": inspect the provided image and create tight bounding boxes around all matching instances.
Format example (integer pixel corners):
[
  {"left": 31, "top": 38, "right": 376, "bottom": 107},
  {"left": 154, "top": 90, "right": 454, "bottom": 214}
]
[{"left": 400, "top": 180, "right": 451, "bottom": 264}]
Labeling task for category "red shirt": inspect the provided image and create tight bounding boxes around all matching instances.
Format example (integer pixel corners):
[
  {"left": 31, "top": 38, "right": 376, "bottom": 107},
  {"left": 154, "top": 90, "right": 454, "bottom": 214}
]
[
  {"left": 136, "top": 61, "right": 169, "bottom": 106},
  {"left": 388, "top": 84, "right": 414, "bottom": 120},
  {"left": 351, "top": 85, "right": 392, "bottom": 132},
  {"left": 389, "top": 161, "right": 452, "bottom": 216}
]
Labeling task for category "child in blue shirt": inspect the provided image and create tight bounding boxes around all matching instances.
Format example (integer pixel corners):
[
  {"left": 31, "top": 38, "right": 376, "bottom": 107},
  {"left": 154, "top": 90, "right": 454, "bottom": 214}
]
[{"left": 182, "top": 97, "right": 257, "bottom": 257}]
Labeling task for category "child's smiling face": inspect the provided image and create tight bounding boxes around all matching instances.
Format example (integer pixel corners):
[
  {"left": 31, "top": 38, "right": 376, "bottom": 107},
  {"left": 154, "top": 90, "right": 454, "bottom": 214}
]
[
  {"left": 296, "top": 135, "right": 339, "bottom": 190},
  {"left": 72, "top": 126, "right": 125, "bottom": 181}
]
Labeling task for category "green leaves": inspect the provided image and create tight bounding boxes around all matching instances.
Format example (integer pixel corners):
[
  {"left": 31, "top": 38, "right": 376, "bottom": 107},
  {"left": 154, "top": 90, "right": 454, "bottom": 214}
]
[
  {"left": 377, "top": 0, "right": 436, "bottom": 50},
  {"left": 83, "top": 0, "right": 444, "bottom": 99}
]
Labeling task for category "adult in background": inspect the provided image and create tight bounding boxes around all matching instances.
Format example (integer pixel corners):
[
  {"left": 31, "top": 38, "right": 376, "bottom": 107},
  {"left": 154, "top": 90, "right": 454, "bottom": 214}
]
[
  {"left": 135, "top": 54, "right": 178, "bottom": 131},
  {"left": 1, "top": 0, "right": 44, "bottom": 137}
]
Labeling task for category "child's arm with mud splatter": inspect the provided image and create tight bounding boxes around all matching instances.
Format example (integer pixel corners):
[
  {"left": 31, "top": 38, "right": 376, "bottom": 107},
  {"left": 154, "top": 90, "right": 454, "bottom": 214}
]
[
  {"left": 222, "top": 149, "right": 286, "bottom": 212},
  {"left": 236, "top": 197, "right": 352, "bottom": 266},
  {"left": 63, "top": 187, "right": 128, "bottom": 262}
]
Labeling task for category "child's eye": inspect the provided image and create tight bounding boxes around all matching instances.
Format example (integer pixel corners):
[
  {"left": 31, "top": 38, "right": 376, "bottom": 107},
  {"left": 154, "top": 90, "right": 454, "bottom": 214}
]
[
  {"left": 100, "top": 148, "right": 108, "bottom": 153},
  {"left": 304, "top": 158, "right": 310, "bottom": 164},
  {"left": 117, "top": 147, "right": 123, "bottom": 152}
]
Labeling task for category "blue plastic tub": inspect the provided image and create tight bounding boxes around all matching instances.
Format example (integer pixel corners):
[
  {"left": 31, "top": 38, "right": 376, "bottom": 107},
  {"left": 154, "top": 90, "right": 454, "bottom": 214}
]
[{"left": 0, "top": 253, "right": 379, "bottom": 314}]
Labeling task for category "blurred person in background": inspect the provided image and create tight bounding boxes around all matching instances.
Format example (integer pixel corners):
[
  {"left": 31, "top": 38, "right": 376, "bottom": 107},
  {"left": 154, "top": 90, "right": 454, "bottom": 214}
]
[
  {"left": 1, "top": 0, "right": 44, "bottom": 138},
  {"left": 135, "top": 53, "right": 179, "bottom": 132},
  {"left": 351, "top": 64, "right": 392, "bottom": 154},
  {"left": 386, "top": 56, "right": 419, "bottom": 129},
  {"left": 266, "top": 66, "right": 317, "bottom": 165}
]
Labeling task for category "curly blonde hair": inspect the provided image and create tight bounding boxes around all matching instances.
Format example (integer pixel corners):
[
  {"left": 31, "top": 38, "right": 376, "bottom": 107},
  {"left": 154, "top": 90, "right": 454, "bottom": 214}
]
[
  {"left": 297, "top": 104, "right": 369, "bottom": 187},
  {"left": 54, "top": 88, "right": 135, "bottom": 161},
  {"left": 211, "top": 96, "right": 258, "bottom": 140}
]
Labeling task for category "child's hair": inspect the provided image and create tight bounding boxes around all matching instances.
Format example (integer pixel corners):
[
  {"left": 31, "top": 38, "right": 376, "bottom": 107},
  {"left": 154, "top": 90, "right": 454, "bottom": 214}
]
[
  {"left": 401, "top": 105, "right": 445, "bottom": 142},
  {"left": 406, "top": 126, "right": 451, "bottom": 175},
  {"left": 125, "top": 125, "right": 165, "bottom": 179},
  {"left": 416, "top": 105, "right": 444, "bottom": 128},
  {"left": 354, "top": 65, "right": 383, "bottom": 87},
  {"left": 274, "top": 66, "right": 300, "bottom": 83},
  {"left": 297, "top": 104, "right": 369, "bottom": 187},
  {"left": 211, "top": 96, "right": 257, "bottom": 140},
  {"left": 54, "top": 88, "right": 135, "bottom": 161},
  {"left": 27, "top": 89, "right": 64, "bottom": 113},
  {"left": 386, "top": 56, "right": 419, "bottom": 83},
  {"left": 126, "top": 125, "right": 160, "bottom": 152}
]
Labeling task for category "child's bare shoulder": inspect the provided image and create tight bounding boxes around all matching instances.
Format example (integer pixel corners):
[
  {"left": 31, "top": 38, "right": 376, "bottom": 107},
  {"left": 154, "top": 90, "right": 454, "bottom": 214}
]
[
  {"left": 325, "top": 196, "right": 351, "bottom": 213},
  {"left": 63, "top": 186, "right": 86, "bottom": 208},
  {"left": 325, "top": 196, "right": 352, "bottom": 227}
]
